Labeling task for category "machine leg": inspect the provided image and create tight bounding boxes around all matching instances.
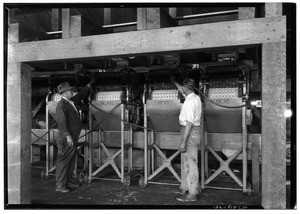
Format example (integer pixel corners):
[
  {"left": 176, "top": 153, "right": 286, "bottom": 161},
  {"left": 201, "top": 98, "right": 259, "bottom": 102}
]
[
  {"left": 204, "top": 132, "right": 208, "bottom": 178},
  {"left": 121, "top": 104, "right": 125, "bottom": 183},
  {"left": 201, "top": 132, "right": 205, "bottom": 189},
  {"left": 143, "top": 103, "right": 148, "bottom": 186},
  {"left": 88, "top": 111, "right": 93, "bottom": 183},
  {"left": 242, "top": 107, "right": 248, "bottom": 193}
]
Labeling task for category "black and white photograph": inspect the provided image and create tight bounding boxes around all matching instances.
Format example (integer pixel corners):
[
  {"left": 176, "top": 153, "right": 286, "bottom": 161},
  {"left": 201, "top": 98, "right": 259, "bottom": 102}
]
[{"left": 2, "top": 1, "right": 297, "bottom": 210}]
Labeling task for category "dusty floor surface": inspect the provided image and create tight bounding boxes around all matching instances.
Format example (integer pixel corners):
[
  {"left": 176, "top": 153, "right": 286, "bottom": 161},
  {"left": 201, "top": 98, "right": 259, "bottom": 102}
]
[{"left": 31, "top": 164, "right": 266, "bottom": 209}]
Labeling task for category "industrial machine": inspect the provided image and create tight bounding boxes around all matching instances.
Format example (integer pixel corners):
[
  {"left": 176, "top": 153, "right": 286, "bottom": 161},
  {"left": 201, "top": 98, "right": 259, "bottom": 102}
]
[
  {"left": 199, "top": 62, "right": 253, "bottom": 193},
  {"left": 140, "top": 70, "right": 183, "bottom": 187},
  {"left": 87, "top": 68, "right": 142, "bottom": 185}
]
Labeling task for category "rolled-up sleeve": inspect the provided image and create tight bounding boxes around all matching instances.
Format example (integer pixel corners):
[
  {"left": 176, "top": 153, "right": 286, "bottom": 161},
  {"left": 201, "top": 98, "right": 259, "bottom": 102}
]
[{"left": 56, "top": 104, "right": 70, "bottom": 137}]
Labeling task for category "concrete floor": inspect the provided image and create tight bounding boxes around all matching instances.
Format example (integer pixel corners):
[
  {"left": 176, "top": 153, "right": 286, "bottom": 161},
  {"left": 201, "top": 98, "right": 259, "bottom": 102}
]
[{"left": 31, "top": 163, "right": 266, "bottom": 208}]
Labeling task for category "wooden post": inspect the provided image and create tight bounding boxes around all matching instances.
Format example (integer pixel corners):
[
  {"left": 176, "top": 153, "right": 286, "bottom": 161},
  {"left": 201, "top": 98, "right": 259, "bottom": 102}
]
[
  {"left": 62, "top": 9, "right": 70, "bottom": 39},
  {"left": 146, "top": 8, "right": 161, "bottom": 29},
  {"left": 261, "top": 3, "right": 286, "bottom": 209},
  {"left": 137, "top": 8, "right": 147, "bottom": 30},
  {"left": 51, "top": 8, "right": 59, "bottom": 31},
  {"left": 70, "top": 15, "right": 82, "bottom": 37},
  {"left": 104, "top": 8, "right": 111, "bottom": 25},
  {"left": 169, "top": 7, "right": 177, "bottom": 19},
  {"left": 7, "top": 22, "right": 31, "bottom": 204},
  {"left": 265, "top": 3, "right": 283, "bottom": 17},
  {"left": 261, "top": 41, "right": 286, "bottom": 209}
]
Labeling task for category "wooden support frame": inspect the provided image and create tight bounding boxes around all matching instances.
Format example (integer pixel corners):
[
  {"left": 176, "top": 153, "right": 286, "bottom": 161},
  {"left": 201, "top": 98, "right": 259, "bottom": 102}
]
[{"left": 8, "top": 16, "right": 286, "bottom": 63}]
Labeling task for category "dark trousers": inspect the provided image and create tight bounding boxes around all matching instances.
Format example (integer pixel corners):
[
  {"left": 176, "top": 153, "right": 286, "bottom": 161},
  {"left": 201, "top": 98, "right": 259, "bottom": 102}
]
[{"left": 56, "top": 136, "right": 77, "bottom": 187}]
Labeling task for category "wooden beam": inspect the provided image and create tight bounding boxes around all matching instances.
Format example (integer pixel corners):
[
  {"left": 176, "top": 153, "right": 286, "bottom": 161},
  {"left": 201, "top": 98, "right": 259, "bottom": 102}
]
[
  {"left": 8, "top": 16, "right": 286, "bottom": 63},
  {"left": 238, "top": 7, "right": 255, "bottom": 19},
  {"left": 8, "top": 23, "right": 19, "bottom": 44},
  {"left": 104, "top": 8, "right": 111, "bottom": 25},
  {"left": 62, "top": 8, "right": 70, "bottom": 39},
  {"left": 51, "top": 8, "right": 59, "bottom": 31},
  {"left": 265, "top": 3, "right": 283, "bottom": 17},
  {"left": 137, "top": 8, "right": 147, "bottom": 30},
  {"left": 70, "top": 15, "right": 81, "bottom": 38},
  {"left": 261, "top": 41, "right": 286, "bottom": 209},
  {"left": 169, "top": 7, "right": 177, "bottom": 19},
  {"left": 7, "top": 61, "right": 32, "bottom": 204}
]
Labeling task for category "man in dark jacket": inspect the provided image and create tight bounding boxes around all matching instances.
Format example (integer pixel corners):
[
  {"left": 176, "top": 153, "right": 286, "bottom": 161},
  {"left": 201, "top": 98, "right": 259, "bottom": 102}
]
[{"left": 55, "top": 79, "right": 95, "bottom": 193}]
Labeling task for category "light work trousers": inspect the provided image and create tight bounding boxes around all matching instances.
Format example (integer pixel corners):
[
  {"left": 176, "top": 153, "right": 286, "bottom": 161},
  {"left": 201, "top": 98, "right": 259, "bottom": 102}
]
[{"left": 180, "top": 126, "right": 202, "bottom": 195}]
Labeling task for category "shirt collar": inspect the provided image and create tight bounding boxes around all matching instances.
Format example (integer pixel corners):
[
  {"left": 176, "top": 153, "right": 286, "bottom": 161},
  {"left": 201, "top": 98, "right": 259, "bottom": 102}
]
[
  {"left": 62, "top": 96, "right": 73, "bottom": 103},
  {"left": 185, "top": 92, "right": 195, "bottom": 99}
]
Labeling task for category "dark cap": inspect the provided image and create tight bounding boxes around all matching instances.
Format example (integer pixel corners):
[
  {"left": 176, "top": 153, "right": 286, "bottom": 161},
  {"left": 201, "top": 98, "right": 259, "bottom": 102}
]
[
  {"left": 183, "top": 78, "right": 196, "bottom": 90},
  {"left": 57, "top": 82, "right": 74, "bottom": 94}
]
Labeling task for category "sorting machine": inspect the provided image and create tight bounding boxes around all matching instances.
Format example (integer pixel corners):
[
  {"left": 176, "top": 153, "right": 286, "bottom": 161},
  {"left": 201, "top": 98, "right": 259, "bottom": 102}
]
[
  {"left": 199, "top": 62, "right": 253, "bottom": 193},
  {"left": 87, "top": 68, "right": 142, "bottom": 184},
  {"left": 140, "top": 70, "right": 183, "bottom": 187}
]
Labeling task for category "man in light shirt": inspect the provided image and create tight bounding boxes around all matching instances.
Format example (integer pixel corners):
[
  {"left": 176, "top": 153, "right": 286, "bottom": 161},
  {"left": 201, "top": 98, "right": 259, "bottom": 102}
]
[
  {"left": 55, "top": 79, "right": 95, "bottom": 193},
  {"left": 170, "top": 76, "right": 202, "bottom": 202}
]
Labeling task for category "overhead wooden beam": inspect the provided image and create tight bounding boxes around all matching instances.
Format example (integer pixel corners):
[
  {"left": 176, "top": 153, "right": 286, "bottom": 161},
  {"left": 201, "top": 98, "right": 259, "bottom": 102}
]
[
  {"left": 103, "top": 8, "right": 111, "bottom": 25},
  {"left": 169, "top": 7, "right": 177, "bottom": 19},
  {"left": 238, "top": 7, "right": 255, "bottom": 19},
  {"left": 51, "top": 8, "right": 59, "bottom": 31},
  {"left": 70, "top": 15, "right": 81, "bottom": 37},
  {"left": 62, "top": 8, "right": 70, "bottom": 39},
  {"left": 265, "top": 3, "right": 283, "bottom": 17},
  {"left": 137, "top": 7, "right": 176, "bottom": 30},
  {"left": 8, "top": 16, "right": 286, "bottom": 63},
  {"left": 137, "top": 8, "right": 147, "bottom": 30}
]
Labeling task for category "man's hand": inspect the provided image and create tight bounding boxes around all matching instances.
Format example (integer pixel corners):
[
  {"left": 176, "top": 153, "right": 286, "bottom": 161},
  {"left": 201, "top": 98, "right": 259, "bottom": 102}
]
[
  {"left": 178, "top": 142, "right": 186, "bottom": 153},
  {"left": 66, "top": 135, "right": 74, "bottom": 147},
  {"left": 87, "top": 76, "right": 98, "bottom": 88}
]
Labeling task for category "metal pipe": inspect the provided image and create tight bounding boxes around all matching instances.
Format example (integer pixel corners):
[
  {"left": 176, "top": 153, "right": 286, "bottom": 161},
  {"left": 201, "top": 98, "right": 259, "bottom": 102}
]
[
  {"left": 46, "top": 30, "right": 62, "bottom": 35},
  {"left": 102, "top": 21, "right": 137, "bottom": 28},
  {"left": 46, "top": 100, "right": 50, "bottom": 177},
  {"left": 121, "top": 104, "right": 125, "bottom": 183},
  {"left": 88, "top": 103, "right": 93, "bottom": 183},
  {"left": 144, "top": 103, "right": 148, "bottom": 185},
  {"left": 242, "top": 105, "right": 247, "bottom": 193},
  {"left": 148, "top": 181, "right": 180, "bottom": 186},
  {"left": 205, "top": 185, "right": 242, "bottom": 191},
  {"left": 175, "top": 10, "right": 239, "bottom": 20}
]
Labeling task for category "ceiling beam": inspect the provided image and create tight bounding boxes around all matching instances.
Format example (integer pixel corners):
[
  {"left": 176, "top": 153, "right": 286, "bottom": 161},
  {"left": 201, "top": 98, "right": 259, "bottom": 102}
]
[{"left": 8, "top": 16, "right": 286, "bottom": 63}]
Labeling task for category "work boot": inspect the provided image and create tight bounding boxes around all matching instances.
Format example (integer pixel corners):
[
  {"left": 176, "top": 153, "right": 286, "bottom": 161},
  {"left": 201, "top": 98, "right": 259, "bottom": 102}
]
[
  {"left": 176, "top": 194, "right": 197, "bottom": 202},
  {"left": 55, "top": 185, "right": 70, "bottom": 193},
  {"left": 178, "top": 187, "right": 188, "bottom": 195},
  {"left": 66, "top": 182, "right": 79, "bottom": 188}
]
